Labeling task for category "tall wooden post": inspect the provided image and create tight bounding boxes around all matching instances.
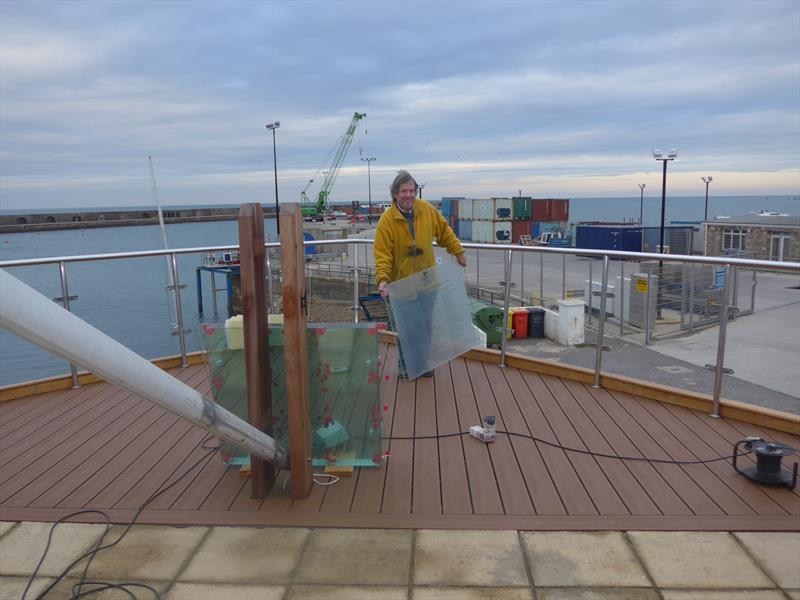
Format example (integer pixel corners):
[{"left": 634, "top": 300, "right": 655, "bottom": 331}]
[
  {"left": 280, "top": 203, "right": 313, "bottom": 499},
  {"left": 238, "top": 203, "right": 275, "bottom": 498}
]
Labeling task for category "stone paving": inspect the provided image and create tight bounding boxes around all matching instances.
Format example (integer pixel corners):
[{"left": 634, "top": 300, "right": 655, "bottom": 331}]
[{"left": 1, "top": 522, "right": 798, "bottom": 599}]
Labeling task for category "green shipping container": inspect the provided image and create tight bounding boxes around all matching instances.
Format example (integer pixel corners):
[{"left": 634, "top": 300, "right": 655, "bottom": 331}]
[{"left": 512, "top": 196, "right": 532, "bottom": 220}]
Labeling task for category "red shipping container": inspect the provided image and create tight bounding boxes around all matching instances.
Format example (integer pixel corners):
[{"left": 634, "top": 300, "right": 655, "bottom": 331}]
[
  {"left": 511, "top": 220, "right": 532, "bottom": 244},
  {"left": 550, "top": 199, "right": 569, "bottom": 221},
  {"left": 531, "top": 199, "right": 551, "bottom": 221}
]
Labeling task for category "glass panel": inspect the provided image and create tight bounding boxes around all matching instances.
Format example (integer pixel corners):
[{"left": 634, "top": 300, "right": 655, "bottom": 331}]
[
  {"left": 387, "top": 261, "right": 478, "bottom": 379},
  {"left": 200, "top": 321, "right": 382, "bottom": 468}
]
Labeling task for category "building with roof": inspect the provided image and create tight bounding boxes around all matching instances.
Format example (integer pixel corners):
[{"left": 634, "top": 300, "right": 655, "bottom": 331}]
[{"left": 705, "top": 213, "right": 800, "bottom": 262}]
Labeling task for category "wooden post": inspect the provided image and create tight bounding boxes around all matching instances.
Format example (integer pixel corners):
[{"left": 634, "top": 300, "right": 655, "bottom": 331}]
[
  {"left": 238, "top": 203, "right": 275, "bottom": 498},
  {"left": 280, "top": 203, "right": 313, "bottom": 499}
]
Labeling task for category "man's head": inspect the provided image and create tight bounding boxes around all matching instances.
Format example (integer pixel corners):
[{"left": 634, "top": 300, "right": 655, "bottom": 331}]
[{"left": 390, "top": 170, "right": 417, "bottom": 213}]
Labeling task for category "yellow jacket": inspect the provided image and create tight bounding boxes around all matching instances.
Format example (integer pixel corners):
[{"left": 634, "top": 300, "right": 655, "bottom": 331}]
[{"left": 374, "top": 199, "right": 464, "bottom": 285}]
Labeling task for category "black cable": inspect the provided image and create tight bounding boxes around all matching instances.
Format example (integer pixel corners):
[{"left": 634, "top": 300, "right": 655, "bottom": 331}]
[
  {"left": 379, "top": 430, "right": 768, "bottom": 466},
  {"left": 24, "top": 435, "right": 221, "bottom": 600}
]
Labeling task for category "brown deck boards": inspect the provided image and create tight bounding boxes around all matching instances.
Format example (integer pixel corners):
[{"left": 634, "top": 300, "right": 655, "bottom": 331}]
[{"left": 1, "top": 355, "right": 798, "bottom": 531}]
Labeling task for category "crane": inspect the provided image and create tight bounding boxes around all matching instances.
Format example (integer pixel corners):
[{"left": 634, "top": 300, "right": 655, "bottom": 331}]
[{"left": 301, "top": 112, "right": 366, "bottom": 220}]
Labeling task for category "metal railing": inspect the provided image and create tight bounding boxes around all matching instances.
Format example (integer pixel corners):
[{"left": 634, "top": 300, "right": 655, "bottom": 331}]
[{"left": 2, "top": 239, "right": 797, "bottom": 418}]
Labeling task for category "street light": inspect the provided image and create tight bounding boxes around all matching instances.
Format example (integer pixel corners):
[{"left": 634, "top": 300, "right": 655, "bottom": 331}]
[
  {"left": 702, "top": 176, "right": 713, "bottom": 221},
  {"left": 653, "top": 149, "right": 677, "bottom": 253},
  {"left": 638, "top": 183, "right": 646, "bottom": 225},
  {"left": 265, "top": 121, "right": 280, "bottom": 234},
  {"left": 418, "top": 182, "right": 426, "bottom": 199},
  {"left": 361, "top": 157, "right": 376, "bottom": 220}
]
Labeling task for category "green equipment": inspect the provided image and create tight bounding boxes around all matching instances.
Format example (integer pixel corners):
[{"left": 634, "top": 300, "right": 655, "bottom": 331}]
[
  {"left": 300, "top": 112, "right": 367, "bottom": 220},
  {"left": 469, "top": 299, "right": 505, "bottom": 347}
]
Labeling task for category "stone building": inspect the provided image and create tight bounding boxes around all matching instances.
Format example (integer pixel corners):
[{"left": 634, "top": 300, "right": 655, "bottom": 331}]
[{"left": 704, "top": 213, "right": 800, "bottom": 262}]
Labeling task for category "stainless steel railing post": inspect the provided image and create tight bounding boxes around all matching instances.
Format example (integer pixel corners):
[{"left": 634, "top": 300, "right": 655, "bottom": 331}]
[
  {"left": 562, "top": 254, "right": 566, "bottom": 299},
  {"left": 619, "top": 261, "right": 625, "bottom": 336},
  {"left": 169, "top": 253, "right": 189, "bottom": 367},
  {"left": 593, "top": 255, "right": 610, "bottom": 388},
  {"left": 644, "top": 271, "right": 652, "bottom": 345},
  {"left": 58, "top": 261, "right": 80, "bottom": 388},
  {"left": 587, "top": 259, "right": 593, "bottom": 325},
  {"left": 521, "top": 251, "right": 525, "bottom": 302},
  {"left": 353, "top": 242, "right": 360, "bottom": 323},
  {"left": 750, "top": 269, "right": 757, "bottom": 313},
  {"left": 476, "top": 248, "right": 480, "bottom": 289},
  {"left": 539, "top": 253, "right": 544, "bottom": 307},
  {"left": 499, "top": 249, "right": 513, "bottom": 368},
  {"left": 710, "top": 265, "right": 731, "bottom": 418},
  {"left": 688, "top": 263, "right": 695, "bottom": 331}
]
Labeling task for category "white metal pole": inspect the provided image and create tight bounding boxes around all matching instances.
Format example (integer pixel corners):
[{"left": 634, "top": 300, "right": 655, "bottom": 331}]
[{"left": 0, "top": 269, "right": 289, "bottom": 469}]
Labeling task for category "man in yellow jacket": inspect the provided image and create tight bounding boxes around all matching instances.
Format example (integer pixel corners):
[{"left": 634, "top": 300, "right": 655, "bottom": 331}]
[
  {"left": 374, "top": 170, "right": 467, "bottom": 377},
  {"left": 375, "top": 170, "right": 466, "bottom": 298}
]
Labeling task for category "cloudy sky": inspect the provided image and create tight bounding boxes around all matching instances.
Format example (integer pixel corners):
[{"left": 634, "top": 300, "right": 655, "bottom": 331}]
[{"left": 1, "top": 0, "right": 798, "bottom": 210}]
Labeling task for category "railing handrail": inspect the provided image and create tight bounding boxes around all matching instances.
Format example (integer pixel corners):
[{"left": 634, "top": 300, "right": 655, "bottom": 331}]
[{"left": 2, "top": 237, "right": 798, "bottom": 273}]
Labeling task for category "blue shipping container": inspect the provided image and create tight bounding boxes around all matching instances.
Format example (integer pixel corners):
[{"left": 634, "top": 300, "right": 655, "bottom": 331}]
[
  {"left": 575, "top": 226, "right": 643, "bottom": 252},
  {"left": 457, "top": 219, "right": 472, "bottom": 241}
]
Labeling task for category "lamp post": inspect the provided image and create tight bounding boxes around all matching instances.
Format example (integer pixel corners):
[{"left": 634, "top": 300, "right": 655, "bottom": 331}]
[
  {"left": 653, "top": 149, "right": 677, "bottom": 254},
  {"left": 361, "top": 157, "right": 376, "bottom": 220},
  {"left": 638, "top": 183, "right": 646, "bottom": 225},
  {"left": 419, "top": 182, "right": 426, "bottom": 199},
  {"left": 702, "top": 176, "right": 713, "bottom": 221},
  {"left": 265, "top": 121, "right": 280, "bottom": 234}
]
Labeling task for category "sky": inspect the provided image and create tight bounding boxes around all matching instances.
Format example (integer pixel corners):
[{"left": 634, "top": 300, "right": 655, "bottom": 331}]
[{"left": 1, "top": 0, "right": 799, "bottom": 211}]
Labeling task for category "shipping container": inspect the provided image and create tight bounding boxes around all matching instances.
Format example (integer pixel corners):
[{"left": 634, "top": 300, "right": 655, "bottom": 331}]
[
  {"left": 531, "top": 220, "right": 566, "bottom": 238},
  {"left": 494, "top": 221, "right": 512, "bottom": 243},
  {"left": 512, "top": 220, "right": 532, "bottom": 244},
  {"left": 441, "top": 197, "right": 463, "bottom": 220},
  {"left": 473, "top": 220, "right": 492, "bottom": 243},
  {"left": 457, "top": 198, "right": 473, "bottom": 220},
  {"left": 512, "top": 196, "right": 532, "bottom": 220},
  {"left": 473, "top": 199, "right": 494, "bottom": 221},
  {"left": 457, "top": 219, "right": 472, "bottom": 241},
  {"left": 575, "top": 226, "right": 643, "bottom": 252},
  {"left": 492, "top": 197, "right": 512, "bottom": 220},
  {"left": 448, "top": 215, "right": 457, "bottom": 233},
  {"left": 531, "top": 199, "right": 550, "bottom": 221},
  {"left": 550, "top": 199, "right": 569, "bottom": 221}
]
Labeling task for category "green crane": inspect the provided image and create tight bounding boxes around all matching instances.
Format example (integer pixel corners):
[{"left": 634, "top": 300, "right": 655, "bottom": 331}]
[{"left": 301, "top": 112, "right": 366, "bottom": 220}]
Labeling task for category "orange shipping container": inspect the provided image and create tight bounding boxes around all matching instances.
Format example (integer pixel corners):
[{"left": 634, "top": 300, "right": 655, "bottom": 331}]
[{"left": 512, "top": 221, "right": 532, "bottom": 244}]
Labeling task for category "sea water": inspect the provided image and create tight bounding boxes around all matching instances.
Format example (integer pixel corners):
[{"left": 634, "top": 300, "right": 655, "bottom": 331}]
[{"left": 1, "top": 195, "right": 797, "bottom": 385}]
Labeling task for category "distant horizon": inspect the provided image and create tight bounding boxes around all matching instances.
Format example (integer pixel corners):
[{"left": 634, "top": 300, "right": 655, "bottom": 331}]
[{"left": 2, "top": 193, "right": 799, "bottom": 214}]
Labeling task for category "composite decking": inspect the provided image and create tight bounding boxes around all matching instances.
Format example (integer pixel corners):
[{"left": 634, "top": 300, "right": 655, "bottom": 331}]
[{"left": 1, "top": 345, "right": 799, "bottom": 531}]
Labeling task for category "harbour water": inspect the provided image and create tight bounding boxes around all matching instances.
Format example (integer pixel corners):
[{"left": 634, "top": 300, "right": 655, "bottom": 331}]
[{"left": 1, "top": 195, "right": 797, "bottom": 385}]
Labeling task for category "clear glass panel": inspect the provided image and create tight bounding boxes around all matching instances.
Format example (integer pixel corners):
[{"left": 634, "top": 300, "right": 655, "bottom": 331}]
[
  {"left": 200, "top": 321, "right": 382, "bottom": 467},
  {"left": 387, "top": 261, "right": 477, "bottom": 379}
]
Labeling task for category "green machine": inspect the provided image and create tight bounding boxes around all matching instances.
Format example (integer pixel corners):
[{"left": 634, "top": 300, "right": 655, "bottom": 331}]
[{"left": 468, "top": 299, "right": 505, "bottom": 347}]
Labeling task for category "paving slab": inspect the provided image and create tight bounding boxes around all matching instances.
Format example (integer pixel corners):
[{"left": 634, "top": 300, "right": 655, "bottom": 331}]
[
  {"left": 0, "top": 522, "right": 17, "bottom": 539},
  {"left": 76, "top": 525, "right": 207, "bottom": 581},
  {"left": 0, "top": 522, "right": 106, "bottom": 577},
  {"left": 660, "top": 590, "right": 786, "bottom": 600},
  {"left": 0, "top": 576, "right": 54, "bottom": 600},
  {"left": 787, "top": 591, "right": 800, "bottom": 600},
  {"left": 413, "top": 586, "right": 533, "bottom": 599},
  {"left": 522, "top": 531, "right": 649, "bottom": 587},
  {"left": 165, "top": 582, "right": 285, "bottom": 600},
  {"left": 413, "top": 530, "right": 528, "bottom": 587},
  {"left": 49, "top": 578, "right": 169, "bottom": 600},
  {"left": 628, "top": 531, "right": 773, "bottom": 588},
  {"left": 293, "top": 528, "right": 412, "bottom": 586},
  {"left": 734, "top": 531, "right": 800, "bottom": 588},
  {"left": 179, "top": 526, "right": 309, "bottom": 584},
  {"left": 535, "top": 589, "right": 658, "bottom": 600},
  {"left": 288, "top": 584, "right": 408, "bottom": 599}
]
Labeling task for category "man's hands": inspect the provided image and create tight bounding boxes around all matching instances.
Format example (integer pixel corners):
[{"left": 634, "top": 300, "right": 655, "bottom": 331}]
[
  {"left": 456, "top": 253, "right": 467, "bottom": 267},
  {"left": 378, "top": 281, "right": 388, "bottom": 299}
]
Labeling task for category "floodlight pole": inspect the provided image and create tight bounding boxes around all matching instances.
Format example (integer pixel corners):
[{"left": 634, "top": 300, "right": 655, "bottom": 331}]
[
  {"left": 266, "top": 121, "right": 281, "bottom": 234},
  {"left": 638, "top": 183, "right": 646, "bottom": 225},
  {"left": 362, "top": 157, "right": 376, "bottom": 220},
  {"left": 653, "top": 150, "right": 677, "bottom": 254},
  {"left": 702, "top": 176, "right": 713, "bottom": 221}
]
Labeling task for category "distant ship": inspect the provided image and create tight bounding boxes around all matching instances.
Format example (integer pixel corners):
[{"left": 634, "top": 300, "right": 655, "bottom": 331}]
[{"left": 751, "top": 209, "right": 790, "bottom": 217}]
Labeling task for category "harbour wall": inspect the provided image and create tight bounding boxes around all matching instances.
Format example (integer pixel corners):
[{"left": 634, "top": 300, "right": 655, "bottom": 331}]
[{"left": 0, "top": 206, "right": 278, "bottom": 234}]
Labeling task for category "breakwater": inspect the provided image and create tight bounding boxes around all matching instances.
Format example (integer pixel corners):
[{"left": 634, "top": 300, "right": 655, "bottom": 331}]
[{"left": 0, "top": 206, "right": 278, "bottom": 233}]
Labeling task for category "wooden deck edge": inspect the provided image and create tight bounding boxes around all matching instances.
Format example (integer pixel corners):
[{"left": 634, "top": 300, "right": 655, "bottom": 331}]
[
  {"left": 0, "top": 352, "right": 208, "bottom": 402},
  {"left": 1, "top": 507, "right": 798, "bottom": 531},
  {"left": 464, "top": 347, "right": 800, "bottom": 436}
]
